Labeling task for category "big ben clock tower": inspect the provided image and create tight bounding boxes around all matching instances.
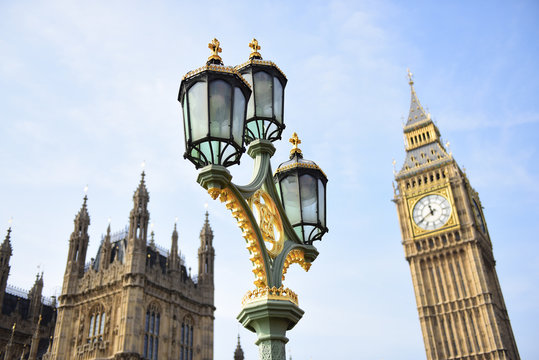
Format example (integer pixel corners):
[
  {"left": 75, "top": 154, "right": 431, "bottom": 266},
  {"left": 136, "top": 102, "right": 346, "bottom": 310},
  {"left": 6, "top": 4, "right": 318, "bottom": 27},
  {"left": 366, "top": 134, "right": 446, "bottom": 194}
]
[{"left": 393, "top": 71, "right": 520, "bottom": 360}]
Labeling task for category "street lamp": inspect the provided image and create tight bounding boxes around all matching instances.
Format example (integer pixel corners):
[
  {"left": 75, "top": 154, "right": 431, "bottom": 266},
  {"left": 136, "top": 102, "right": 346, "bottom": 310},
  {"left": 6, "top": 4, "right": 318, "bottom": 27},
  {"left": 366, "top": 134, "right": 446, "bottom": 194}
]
[
  {"left": 178, "top": 39, "right": 328, "bottom": 360},
  {"left": 179, "top": 38, "right": 252, "bottom": 169}
]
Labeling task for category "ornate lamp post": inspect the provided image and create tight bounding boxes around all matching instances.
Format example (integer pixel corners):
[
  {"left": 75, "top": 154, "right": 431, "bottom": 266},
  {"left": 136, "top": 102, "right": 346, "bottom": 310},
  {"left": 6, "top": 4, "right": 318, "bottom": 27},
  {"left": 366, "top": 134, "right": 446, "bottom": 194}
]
[{"left": 178, "top": 39, "right": 328, "bottom": 360}]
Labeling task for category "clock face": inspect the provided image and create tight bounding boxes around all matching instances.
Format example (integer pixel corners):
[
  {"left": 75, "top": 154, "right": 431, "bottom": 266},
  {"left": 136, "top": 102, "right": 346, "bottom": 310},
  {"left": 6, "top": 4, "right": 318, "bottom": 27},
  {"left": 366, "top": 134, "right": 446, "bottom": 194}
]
[{"left": 412, "top": 194, "right": 452, "bottom": 231}]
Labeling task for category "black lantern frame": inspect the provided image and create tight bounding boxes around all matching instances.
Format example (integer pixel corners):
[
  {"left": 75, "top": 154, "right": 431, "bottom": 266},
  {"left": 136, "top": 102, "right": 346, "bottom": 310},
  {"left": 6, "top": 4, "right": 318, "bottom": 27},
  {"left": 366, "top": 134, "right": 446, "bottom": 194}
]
[
  {"left": 274, "top": 149, "right": 328, "bottom": 245},
  {"left": 236, "top": 59, "right": 287, "bottom": 144},
  {"left": 179, "top": 65, "right": 252, "bottom": 169}
]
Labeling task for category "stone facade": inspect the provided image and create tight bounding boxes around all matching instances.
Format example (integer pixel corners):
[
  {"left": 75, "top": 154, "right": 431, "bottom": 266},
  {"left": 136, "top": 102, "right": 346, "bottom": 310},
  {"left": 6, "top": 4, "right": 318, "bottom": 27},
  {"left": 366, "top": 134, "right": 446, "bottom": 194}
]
[
  {"left": 393, "top": 75, "right": 519, "bottom": 359},
  {"left": 45, "top": 171, "right": 215, "bottom": 360},
  {"left": 0, "top": 229, "right": 57, "bottom": 360}
]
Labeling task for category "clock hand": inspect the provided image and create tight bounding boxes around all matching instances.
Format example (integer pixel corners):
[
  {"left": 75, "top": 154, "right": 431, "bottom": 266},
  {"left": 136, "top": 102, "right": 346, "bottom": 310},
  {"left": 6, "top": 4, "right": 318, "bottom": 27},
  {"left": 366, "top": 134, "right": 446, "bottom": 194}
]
[
  {"left": 428, "top": 205, "right": 435, "bottom": 216},
  {"left": 417, "top": 213, "right": 430, "bottom": 224}
]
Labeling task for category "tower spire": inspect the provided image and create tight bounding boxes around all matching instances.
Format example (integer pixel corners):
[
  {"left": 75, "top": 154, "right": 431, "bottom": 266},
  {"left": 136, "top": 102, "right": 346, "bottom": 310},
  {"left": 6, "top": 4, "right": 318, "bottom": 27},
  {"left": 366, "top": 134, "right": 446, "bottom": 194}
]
[
  {"left": 405, "top": 69, "right": 429, "bottom": 127},
  {"left": 169, "top": 221, "right": 180, "bottom": 272},
  {"left": 397, "top": 70, "right": 449, "bottom": 177},
  {"left": 198, "top": 211, "right": 214, "bottom": 298},
  {"left": 28, "top": 314, "right": 42, "bottom": 360},
  {"left": 100, "top": 221, "right": 112, "bottom": 271},
  {"left": 28, "top": 272, "right": 43, "bottom": 321},
  {"left": 62, "top": 193, "right": 91, "bottom": 295},
  {"left": 0, "top": 226, "right": 13, "bottom": 310},
  {"left": 128, "top": 170, "right": 150, "bottom": 244},
  {"left": 234, "top": 333, "right": 245, "bottom": 360},
  {"left": 4, "top": 323, "right": 16, "bottom": 360},
  {"left": 1, "top": 227, "right": 12, "bottom": 254}
]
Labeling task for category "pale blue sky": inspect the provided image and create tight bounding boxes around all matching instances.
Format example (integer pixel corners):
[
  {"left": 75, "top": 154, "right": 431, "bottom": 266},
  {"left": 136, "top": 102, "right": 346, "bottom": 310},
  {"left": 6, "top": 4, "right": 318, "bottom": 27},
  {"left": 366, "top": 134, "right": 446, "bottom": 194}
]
[{"left": 1, "top": 0, "right": 538, "bottom": 359}]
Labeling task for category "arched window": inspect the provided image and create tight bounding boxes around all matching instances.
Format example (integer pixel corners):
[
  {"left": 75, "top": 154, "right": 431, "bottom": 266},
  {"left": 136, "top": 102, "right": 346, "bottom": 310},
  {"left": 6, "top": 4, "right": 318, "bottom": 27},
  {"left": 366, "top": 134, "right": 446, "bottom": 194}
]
[
  {"left": 180, "top": 316, "right": 194, "bottom": 360},
  {"left": 144, "top": 303, "right": 160, "bottom": 360},
  {"left": 87, "top": 304, "right": 106, "bottom": 343}
]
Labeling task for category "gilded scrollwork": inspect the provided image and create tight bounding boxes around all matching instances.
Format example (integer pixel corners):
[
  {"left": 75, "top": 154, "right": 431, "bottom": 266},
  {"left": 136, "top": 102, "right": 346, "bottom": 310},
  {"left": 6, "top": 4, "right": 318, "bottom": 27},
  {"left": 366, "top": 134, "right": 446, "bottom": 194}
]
[
  {"left": 242, "top": 285, "right": 298, "bottom": 306},
  {"left": 208, "top": 187, "right": 267, "bottom": 288},
  {"left": 281, "top": 249, "right": 311, "bottom": 281},
  {"left": 248, "top": 189, "right": 284, "bottom": 258}
]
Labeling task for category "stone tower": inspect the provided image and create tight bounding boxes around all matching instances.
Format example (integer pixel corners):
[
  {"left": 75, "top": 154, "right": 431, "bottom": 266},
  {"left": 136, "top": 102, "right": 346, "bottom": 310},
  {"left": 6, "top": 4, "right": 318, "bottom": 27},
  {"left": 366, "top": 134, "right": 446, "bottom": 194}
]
[
  {"left": 47, "top": 172, "right": 215, "bottom": 360},
  {"left": 0, "top": 228, "right": 12, "bottom": 311},
  {"left": 197, "top": 212, "right": 215, "bottom": 360},
  {"left": 234, "top": 334, "right": 244, "bottom": 360},
  {"left": 393, "top": 73, "right": 519, "bottom": 360}
]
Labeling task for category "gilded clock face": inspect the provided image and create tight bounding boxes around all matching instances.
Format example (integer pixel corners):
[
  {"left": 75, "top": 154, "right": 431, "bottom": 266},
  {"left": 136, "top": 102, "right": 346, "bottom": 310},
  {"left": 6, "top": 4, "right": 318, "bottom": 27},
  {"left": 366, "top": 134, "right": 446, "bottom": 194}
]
[{"left": 412, "top": 194, "right": 452, "bottom": 231}]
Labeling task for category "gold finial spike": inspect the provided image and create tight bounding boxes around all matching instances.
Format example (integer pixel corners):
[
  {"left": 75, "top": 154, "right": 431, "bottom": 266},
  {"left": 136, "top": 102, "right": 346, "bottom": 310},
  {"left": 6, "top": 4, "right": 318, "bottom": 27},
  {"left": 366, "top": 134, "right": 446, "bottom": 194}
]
[
  {"left": 249, "top": 38, "right": 262, "bottom": 60},
  {"left": 392, "top": 159, "right": 397, "bottom": 175},
  {"left": 289, "top": 132, "right": 302, "bottom": 155},
  {"left": 407, "top": 68, "right": 414, "bottom": 85},
  {"left": 208, "top": 38, "right": 223, "bottom": 63}
]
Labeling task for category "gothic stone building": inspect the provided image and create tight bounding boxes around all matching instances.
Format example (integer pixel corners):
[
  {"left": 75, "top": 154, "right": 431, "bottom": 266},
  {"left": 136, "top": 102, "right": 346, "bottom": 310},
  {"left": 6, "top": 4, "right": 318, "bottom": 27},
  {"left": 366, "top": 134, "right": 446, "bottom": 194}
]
[
  {"left": 45, "top": 172, "right": 215, "bottom": 360},
  {"left": 1, "top": 229, "right": 57, "bottom": 360},
  {"left": 393, "top": 74, "right": 519, "bottom": 359}
]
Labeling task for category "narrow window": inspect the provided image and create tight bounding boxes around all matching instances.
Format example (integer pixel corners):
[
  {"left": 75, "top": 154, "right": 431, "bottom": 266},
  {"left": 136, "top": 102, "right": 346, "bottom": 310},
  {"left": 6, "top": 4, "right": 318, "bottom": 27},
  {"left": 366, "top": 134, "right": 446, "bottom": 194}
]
[
  {"left": 144, "top": 304, "right": 160, "bottom": 360},
  {"left": 180, "top": 318, "right": 195, "bottom": 360},
  {"left": 87, "top": 305, "right": 106, "bottom": 344}
]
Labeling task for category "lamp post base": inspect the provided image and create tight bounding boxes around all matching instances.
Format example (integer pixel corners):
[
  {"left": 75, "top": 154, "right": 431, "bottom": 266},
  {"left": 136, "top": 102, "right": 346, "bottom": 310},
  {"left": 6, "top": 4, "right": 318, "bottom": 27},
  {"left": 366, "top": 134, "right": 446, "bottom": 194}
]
[{"left": 237, "top": 299, "right": 304, "bottom": 360}]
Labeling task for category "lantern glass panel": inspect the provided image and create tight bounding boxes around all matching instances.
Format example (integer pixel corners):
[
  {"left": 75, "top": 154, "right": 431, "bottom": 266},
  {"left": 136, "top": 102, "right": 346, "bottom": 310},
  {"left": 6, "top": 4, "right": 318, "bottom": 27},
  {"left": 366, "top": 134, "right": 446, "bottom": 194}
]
[
  {"left": 182, "top": 94, "right": 189, "bottom": 143},
  {"left": 318, "top": 179, "right": 326, "bottom": 227},
  {"left": 254, "top": 71, "right": 273, "bottom": 117},
  {"left": 293, "top": 227, "right": 303, "bottom": 241},
  {"left": 243, "top": 73, "right": 255, "bottom": 119},
  {"left": 273, "top": 77, "right": 283, "bottom": 123},
  {"left": 300, "top": 174, "right": 318, "bottom": 223},
  {"left": 187, "top": 82, "right": 208, "bottom": 142},
  {"left": 199, "top": 142, "right": 212, "bottom": 163},
  {"left": 281, "top": 175, "right": 301, "bottom": 224},
  {"left": 232, "top": 87, "right": 246, "bottom": 146},
  {"left": 304, "top": 225, "right": 317, "bottom": 240},
  {"left": 209, "top": 80, "right": 232, "bottom": 138}
]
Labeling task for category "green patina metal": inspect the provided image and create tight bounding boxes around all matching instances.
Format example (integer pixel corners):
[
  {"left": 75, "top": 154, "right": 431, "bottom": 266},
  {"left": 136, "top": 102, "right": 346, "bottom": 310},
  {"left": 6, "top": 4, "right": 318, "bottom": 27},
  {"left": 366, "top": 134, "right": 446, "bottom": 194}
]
[{"left": 196, "top": 139, "right": 318, "bottom": 359}]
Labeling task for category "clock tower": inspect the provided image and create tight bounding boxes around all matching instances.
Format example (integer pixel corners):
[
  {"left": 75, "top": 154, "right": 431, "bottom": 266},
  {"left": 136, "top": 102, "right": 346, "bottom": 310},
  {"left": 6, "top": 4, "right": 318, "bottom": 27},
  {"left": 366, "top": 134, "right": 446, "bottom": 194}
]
[{"left": 393, "top": 72, "right": 519, "bottom": 360}]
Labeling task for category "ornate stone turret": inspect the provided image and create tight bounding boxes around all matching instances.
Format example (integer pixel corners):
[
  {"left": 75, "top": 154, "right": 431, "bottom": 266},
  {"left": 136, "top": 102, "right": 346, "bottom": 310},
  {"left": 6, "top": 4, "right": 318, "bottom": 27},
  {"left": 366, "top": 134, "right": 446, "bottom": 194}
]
[
  {"left": 198, "top": 212, "right": 214, "bottom": 284},
  {"left": 234, "top": 334, "right": 245, "bottom": 360},
  {"left": 168, "top": 222, "right": 180, "bottom": 272},
  {"left": 28, "top": 314, "right": 42, "bottom": 360},
  {"left": 128, "top": 171, "right": 150, "bottom": 250},
  {"left": 62, "top": 195, "right": 90, "bottom": 294},
  {"left": 126, "top": 171, "right": 150, "bottom": 274},
  {"left": 0, "top": 227, "right": 13, "bottom": 311},
  {"left": 28, "top": 272, "right": 44, "bottom": 322},
  {"left": 100, "top": 223, "right": 112, "bottom": 270}
]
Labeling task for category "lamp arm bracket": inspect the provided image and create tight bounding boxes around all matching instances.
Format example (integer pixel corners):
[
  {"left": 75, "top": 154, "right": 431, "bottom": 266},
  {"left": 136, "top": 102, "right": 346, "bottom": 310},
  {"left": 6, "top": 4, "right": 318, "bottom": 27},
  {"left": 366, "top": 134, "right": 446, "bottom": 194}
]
[
  {"left": 208, "top": 182, "right": 273, "bottom": 288},
  {"left": 236, "top": 139, "right": 276, "bottom": 198}
]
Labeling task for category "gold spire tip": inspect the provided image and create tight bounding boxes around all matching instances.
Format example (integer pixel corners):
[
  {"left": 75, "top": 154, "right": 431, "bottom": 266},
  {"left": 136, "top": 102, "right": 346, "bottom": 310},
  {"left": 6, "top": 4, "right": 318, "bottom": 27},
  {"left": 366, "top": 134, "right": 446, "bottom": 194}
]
[
  {"left": 407, "top": 68, "right": 414, "bottom": 85},
  {"left": 208, "top": 38, "right": 223, "bottom": 62},
  {"left": 249, "top": 38, "right": 262, "bottom": 60},
  {"left": 289, "top": 132, "right": 302, "bottom": 155}
]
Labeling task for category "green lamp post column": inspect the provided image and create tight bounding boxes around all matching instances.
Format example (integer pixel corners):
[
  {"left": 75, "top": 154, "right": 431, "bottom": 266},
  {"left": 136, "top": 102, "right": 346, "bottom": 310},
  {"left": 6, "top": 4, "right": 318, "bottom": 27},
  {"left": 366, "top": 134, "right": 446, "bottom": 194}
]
[{"left": 178, "top": 39, "right": 328, "bottom": 360}]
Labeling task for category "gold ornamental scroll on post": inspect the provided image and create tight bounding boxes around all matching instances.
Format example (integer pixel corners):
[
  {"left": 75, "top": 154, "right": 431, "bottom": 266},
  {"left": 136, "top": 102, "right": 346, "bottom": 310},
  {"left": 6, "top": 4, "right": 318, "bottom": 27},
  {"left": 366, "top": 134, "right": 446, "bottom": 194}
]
[
  {"left": 208, "top": 187, "right": 267, "bottom": 288},
  {"left": 248, "top": 189, "right": 285, "bottom": 258}
]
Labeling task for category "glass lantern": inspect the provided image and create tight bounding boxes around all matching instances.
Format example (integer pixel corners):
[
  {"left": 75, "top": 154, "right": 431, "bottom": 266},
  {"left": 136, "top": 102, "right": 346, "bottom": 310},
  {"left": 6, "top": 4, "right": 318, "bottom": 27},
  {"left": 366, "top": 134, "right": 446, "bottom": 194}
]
[
  {"left": 274, "top": 133, "right": 328, "bottom": 244},
  {"left": 235, "top": 39, "right": 287, "bottom": 144},
  {"left": 178, "top": 39, "right": 252, "bottom": 169}
]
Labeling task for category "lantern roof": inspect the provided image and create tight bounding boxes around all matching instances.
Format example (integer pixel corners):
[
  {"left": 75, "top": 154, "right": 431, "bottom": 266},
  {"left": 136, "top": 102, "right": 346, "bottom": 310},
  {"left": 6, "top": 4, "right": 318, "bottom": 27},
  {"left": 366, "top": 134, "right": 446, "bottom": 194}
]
[
  {"left": 235, "top": 39, "right": 287, "bottom": 80},
  {"left": 274, "top": 133, "right": 327, "bottom": 178},
  {"left": 181, "top": 38, "right": 251, "bottom": 89}
]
